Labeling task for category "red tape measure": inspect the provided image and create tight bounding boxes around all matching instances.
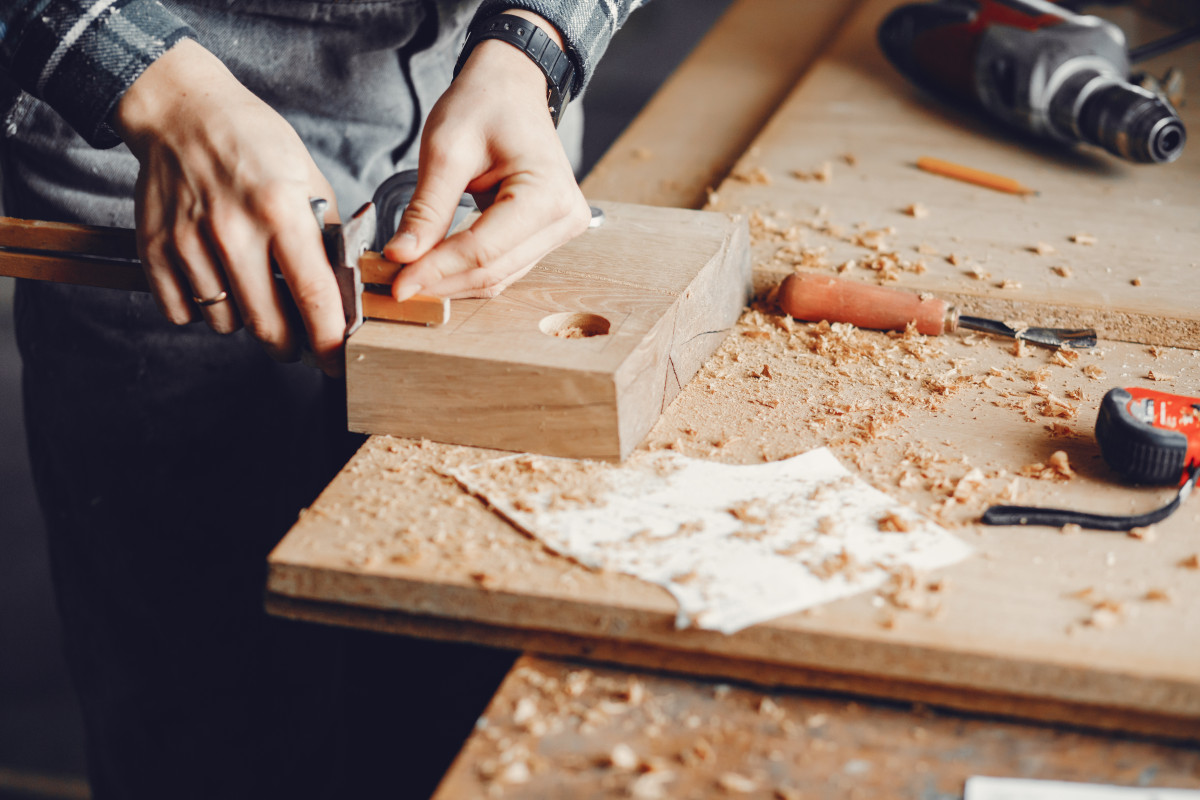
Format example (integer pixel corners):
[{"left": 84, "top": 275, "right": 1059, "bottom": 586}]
[{"left": 1096, "top": 387, "right": 1200, "bottom": 485}]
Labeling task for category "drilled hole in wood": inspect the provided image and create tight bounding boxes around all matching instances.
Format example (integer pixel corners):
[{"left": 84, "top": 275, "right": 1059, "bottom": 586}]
[{"left": 539, "top": 312, "right": 611, "bottom": 339}]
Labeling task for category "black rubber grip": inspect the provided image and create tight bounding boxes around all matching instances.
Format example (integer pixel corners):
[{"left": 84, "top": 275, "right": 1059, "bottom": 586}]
[{"left": 1095, "top": 387, "right": 1188, "bottom": 485}]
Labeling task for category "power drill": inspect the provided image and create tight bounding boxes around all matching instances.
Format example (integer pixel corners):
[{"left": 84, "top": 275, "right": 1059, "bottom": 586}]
[{"left": 878, "top": 0, "right": 1187, "bottom": 163}]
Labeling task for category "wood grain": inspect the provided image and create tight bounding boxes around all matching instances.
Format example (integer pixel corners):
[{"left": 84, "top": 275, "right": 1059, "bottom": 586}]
[
  {"left": 269, "top": 0, "right": 1200, "bottom": 741},
  {"left": 430, "top": 656, "right": 1200, "bottom": 799},
  {"left": 716, "top": 0, "right": 1200, "bottom": 349},
  {"left": 344, "top": 201, "right": 751, "bottom": 460},
  {"left": 582, "top": 0, "right": 858, "bottom": 209}
]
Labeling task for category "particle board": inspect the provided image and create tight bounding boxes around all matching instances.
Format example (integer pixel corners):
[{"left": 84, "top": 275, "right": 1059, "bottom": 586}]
[
  {"left": 268, "top": 0, "right": 1200, "bottom": 742},
  {"left": 714, "top": 0, "right": 1200, "bottom": 349},
  {"left": 344, "top": 201, "right": 751, "bottom": 461},
  {"left": 429, "top": 657, "right": 1200, "bottom": 799}
]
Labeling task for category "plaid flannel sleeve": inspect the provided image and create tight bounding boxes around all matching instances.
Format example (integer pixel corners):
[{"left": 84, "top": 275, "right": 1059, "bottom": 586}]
[
  {"left": 0, "top": 0, "right": 194, "bottom": 147},
  {"left": 470, "top": 0, "right": 647, "bottom": 97}
]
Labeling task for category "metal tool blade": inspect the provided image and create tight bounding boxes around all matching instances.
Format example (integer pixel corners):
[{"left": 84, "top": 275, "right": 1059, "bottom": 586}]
[
  {"left": 957, "top": 315, "right": 1097, "bottom": 349},
  {"left": 324, "top": 203, "right": 374, "bottom": 339}
]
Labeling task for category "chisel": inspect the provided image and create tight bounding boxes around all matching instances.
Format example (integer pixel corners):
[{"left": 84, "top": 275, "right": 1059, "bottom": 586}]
[{"left": 777, "top": 272, "right": 1096, "bottom": 349}]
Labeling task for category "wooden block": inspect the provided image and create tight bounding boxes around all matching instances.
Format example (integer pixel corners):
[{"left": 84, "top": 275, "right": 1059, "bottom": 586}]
[
  {"left": 344, "top": 201, "right": 751, "bottom": 460},
  {"left": 361, "top": 290, "right": 449, "bottom": 326}
]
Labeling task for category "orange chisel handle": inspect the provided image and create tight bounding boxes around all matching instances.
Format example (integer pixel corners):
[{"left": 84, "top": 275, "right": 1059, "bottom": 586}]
[{"left": 777, "top": 272, "right": 956, "bottom": 336}]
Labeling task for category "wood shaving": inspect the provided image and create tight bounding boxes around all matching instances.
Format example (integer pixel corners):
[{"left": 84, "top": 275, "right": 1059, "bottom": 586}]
[
  {"left": 1052, "top": 348, "right": 1080, "bottom": 366},
  {"left": 717, "top": 773, "right": 759, "bottom": 794},
  {"left": 1031, "top": 242, "right": 1056, "bottom": 255},
  {"left": 996, "top": 279, "right": 1022, "bottom": 290},
  {"left": 1179, "top": 554, "right": 1200, "bottom": 569},
  {"left": 1131, "top": 277, "right": 1143, "bottom": 287},
  {"left": 1143, "top": 588, "right": 1173, "bottom": 602},
  {"left": 1070, "top": 233, "right": 1097, "bottom": 245},
  {"left": 607, "top": 743, "right": 639, "bottom": 771},
  {"left": 791, "top": 162, "right": 832, "bottom": 183},
  {"left": 1048, "top": 451, "right": 1075, "bottom": 478},
  {"left": 1128, "top": 526, "right": 1157, "bottom": 542},
  {"left": 733, "top": 166, "right": 772, "bottom": 185},
  {"left": 1082, "top": 364, "right": 1105, "bottom": 380},
  {"left": 842, "top": 153, "right": 858, "bottom": 166},
  {"left": 751, "top": 364, "right": 772, "bottom": 380},
  {"left": 1020, "top": 452, "right": 1074, "bottom": 481},
  {"left": 1060, "top": 523, "right": 1082, "bottom": 535},
  {"left": 1147, "top": 369, "right": 1175, "bottom": 382},
  {"left": 1051, "top": 265, "right": 1073, "bottom": 278},
  {"left": 947, "top": 253, "right": 965, "bottom": 267},
  {"left": 966, "top": 265, "right": 991, "bottom": 281},
  {"left": 1039, "top": 394, "right": 1078, "bottom": 419},
  {"left": 952, "top": 468, "right": 986, "bottom": 502},
  {"left": 905, "top": 202, "right": 929, "bottom": 218},
  {"left": 877, "top": 510, "right": 913, "bottom": 532}
]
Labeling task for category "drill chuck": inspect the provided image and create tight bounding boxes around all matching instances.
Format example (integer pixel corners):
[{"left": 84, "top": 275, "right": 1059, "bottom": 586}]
[
  {"left": 1078, "top": 82, "right": 1187, "bottom": 163},
  {"left": 878, "top": 0, "right": 1188, "bottom": 165}
]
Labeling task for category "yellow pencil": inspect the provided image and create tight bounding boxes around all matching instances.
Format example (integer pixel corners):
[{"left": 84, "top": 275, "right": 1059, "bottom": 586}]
[{"left": 916, "top": 156, "right": 1038, "bottom": 196}]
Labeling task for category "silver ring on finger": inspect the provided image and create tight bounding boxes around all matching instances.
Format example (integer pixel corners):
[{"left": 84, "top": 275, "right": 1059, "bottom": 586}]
[{"left": 193, "top": 290, "right": 229, "bottom": 307}]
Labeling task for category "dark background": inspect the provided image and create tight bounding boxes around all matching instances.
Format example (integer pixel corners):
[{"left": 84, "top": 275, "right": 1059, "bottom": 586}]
[{"left": 0, "top": 1, "right": 735, "bottom": 796}]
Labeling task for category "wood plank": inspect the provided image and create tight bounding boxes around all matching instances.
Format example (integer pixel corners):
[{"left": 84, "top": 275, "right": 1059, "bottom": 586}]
[
  {"left": 269, "top": 1, "right": 1200, "bottom": 740},
  {"left": 345, "top": 201, "right": 751, "bottom": 460},
  {"left": 0, "top": 216, "right": 139, "bottom": 260},
  {"left": 582, "top": 0, "right": 859, "bottom": 209},
  {"left": 715, "top": 0, "right": 1200, "bottom": 348},
  {"left": 0, "top": 250, "right": 148, "bottom": 292},
  {"left": 429, "top": 656, "right": 1200, "bottom": 799}
]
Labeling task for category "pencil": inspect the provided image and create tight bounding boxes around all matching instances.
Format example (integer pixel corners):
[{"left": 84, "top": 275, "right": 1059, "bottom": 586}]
[{"left": 916, "top": 156, "right": 1038, "bottom": 196}]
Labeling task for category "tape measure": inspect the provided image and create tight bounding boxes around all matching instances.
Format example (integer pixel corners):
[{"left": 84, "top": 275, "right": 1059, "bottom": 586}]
[
  {"left": 1096, "top": 387, "right": 1200, "bottom": 485},
  {"left": 982, "top": 386, "right": 1200, "bottom": 531}
]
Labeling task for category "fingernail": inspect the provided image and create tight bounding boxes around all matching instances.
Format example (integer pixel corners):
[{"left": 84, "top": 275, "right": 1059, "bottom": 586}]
[
  {"left": 393, "top": 281, "right": 421, "bottom": 303},
  {"left": 390, "top": 231, "right": 418, "bottom": 253}
]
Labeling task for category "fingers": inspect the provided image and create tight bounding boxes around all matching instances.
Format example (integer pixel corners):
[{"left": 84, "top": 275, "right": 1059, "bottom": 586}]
[
  {"left": 392, "top": 185, "right": 589, "bottom": 302},
  {"left": 205, "top": 212, "right": 297, "bottom": 362},
  {"left": 270, "top": 207, "right": 346, "bottom": 377},
  {"left": 383, "top": 141, "right": 477, "bottom": 266},
  {"left": 173, "top": 226, "right": 240, "bottom": 335}
]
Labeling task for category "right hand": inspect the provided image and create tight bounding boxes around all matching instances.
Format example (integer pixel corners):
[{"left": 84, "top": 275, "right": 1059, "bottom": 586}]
[{"left": 112, "top": 40, "right": 346, "bottom": 376}]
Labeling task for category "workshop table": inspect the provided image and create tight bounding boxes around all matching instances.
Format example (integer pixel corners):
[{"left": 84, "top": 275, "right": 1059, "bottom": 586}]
[{"left": 267, "top": 0, "right": 1200, "bottom": 796}]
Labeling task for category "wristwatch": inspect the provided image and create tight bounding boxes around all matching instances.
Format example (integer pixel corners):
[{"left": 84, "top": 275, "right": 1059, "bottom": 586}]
[{"left": 454, "top": 13, "right": 576, "bottom": 127}]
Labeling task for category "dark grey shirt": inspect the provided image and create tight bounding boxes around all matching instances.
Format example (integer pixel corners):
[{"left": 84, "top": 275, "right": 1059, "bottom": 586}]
[{"left": 0, "top": 0, "right": 644, "bottom": 148}]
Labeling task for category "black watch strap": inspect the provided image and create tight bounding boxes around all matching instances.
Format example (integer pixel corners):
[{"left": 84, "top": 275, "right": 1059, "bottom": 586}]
[{"left": 454, "top": 13, "right": 576, "bottom": 127}]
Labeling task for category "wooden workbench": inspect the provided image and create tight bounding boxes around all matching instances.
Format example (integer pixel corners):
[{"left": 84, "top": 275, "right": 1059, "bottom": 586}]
[{"left": 267, "top": 0, "right": 1200, "bottom": 795}]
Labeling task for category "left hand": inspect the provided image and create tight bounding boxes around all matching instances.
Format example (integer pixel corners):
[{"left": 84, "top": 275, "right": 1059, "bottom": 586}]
[{"left": 382, "top": 11, "right": 591, "bottom": 301}]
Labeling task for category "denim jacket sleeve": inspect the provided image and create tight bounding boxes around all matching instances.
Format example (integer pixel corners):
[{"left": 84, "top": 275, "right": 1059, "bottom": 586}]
[
  {"left": 0, "top": 0, "right": 195, "bottom": 147},
  {"left": 470, "top": 0, "right": 647, "bottom": 97}
]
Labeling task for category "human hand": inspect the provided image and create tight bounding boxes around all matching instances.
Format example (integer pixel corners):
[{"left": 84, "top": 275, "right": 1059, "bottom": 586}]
[
  {"left": 383, "top": 11, "right": 591, "bottom": 302},
  {"left": 112, "top": 40, "right": 347, "bottom": 376}
]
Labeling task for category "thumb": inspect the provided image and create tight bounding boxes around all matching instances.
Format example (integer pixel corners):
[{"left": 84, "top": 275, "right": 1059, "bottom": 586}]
[{"left": 383, "top": 164, "right": 472, "bottom": 265}]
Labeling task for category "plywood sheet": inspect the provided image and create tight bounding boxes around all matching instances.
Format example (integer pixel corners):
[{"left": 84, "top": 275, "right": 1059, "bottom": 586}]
[
  {"left": 714, "top": 0, "right": 1200, "bottom": 349},
  {"left": 429, "top": 657, "right": 1200, "bottom": 799},
  {"left": 268, "top": 0, "right": 1200, "bottom": 740},
  {"left": 345, "top": 202, "right": 750, "bottom": 460}
]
